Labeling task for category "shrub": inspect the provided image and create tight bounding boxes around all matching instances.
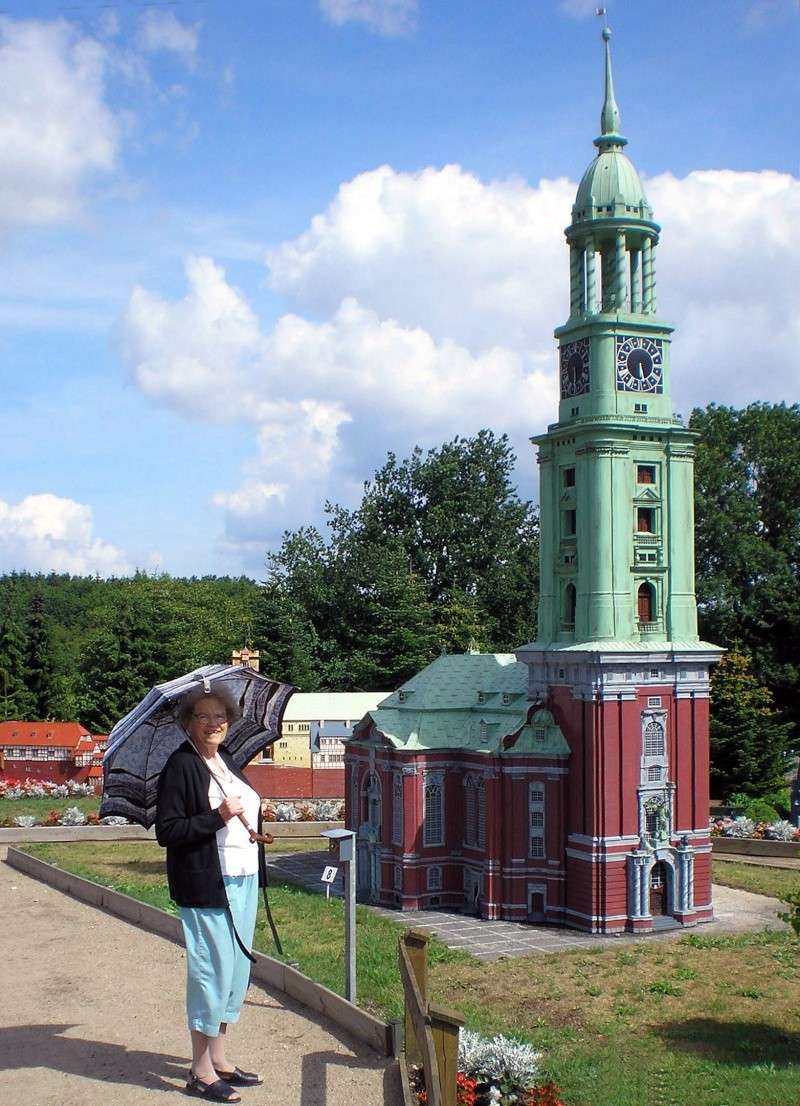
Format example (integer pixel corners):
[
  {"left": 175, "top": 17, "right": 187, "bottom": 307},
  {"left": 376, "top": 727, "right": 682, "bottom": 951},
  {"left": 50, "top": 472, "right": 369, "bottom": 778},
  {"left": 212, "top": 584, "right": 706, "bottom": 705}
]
[
  {"left": 12, "top": 815, "right": 36, "bottom": 827},
  {"left": 61, "top": 806, "right": 87, "bottom": 826},
  {"left": 743, "top": 799, "right": 781, "bottom": 824},
  {"left": 724, "top": 816, "right": 755, "bottom": 838},
  {"left": 765, "top": 820, "right": 797, "bottom": 841}
]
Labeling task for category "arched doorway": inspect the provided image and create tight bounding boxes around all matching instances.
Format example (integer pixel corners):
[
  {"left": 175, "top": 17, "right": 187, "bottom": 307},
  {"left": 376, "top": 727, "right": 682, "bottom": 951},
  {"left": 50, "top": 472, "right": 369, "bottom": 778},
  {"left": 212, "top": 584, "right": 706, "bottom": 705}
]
[
  {"left": 649, "top": 861, "right": 668, "bottom": 916},
  {"left": 637, "top": 581, "right": 655, "bottom": 624}
]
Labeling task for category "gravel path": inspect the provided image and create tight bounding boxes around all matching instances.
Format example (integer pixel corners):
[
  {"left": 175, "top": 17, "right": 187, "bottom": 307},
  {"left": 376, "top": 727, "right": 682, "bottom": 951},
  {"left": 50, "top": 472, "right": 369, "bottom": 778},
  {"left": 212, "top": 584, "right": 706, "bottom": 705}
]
[{"left": 0, "top": 851, "right": 401, "bottom": 1106}]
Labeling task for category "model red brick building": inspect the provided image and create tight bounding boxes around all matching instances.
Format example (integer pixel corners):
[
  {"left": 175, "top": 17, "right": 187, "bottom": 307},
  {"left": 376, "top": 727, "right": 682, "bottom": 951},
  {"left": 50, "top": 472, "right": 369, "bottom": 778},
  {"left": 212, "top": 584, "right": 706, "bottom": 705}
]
[
  {"left": 0, "top": 721, "right": 105, "bottom": 789},
  {"left": 344, "top": 30, "right": 721, "bottom": 934}
]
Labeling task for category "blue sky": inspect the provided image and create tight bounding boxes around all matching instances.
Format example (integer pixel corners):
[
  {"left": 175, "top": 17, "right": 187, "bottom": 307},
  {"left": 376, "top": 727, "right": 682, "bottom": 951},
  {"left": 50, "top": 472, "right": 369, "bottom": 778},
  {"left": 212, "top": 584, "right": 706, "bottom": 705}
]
[{"left": 1, "top": 0, "right": 798, "bottom": 579}]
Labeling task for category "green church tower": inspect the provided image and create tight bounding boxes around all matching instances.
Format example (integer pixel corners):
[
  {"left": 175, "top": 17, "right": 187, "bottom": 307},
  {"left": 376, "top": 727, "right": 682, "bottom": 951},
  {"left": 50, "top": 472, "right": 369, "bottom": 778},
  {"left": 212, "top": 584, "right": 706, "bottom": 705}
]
[{"left": 534, "top": 27, "right": 699, "bottom": 648}]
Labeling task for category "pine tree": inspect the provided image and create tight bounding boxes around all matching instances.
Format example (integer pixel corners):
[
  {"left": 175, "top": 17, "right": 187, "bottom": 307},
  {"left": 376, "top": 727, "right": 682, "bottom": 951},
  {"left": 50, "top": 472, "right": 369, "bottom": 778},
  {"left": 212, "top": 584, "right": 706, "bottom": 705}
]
[
  {"left": 0, "top": 598, "right": 32, "bottom": 720},
  {"left": 709, "top": 649, "right": 793, "bottom": 799},
  {"left": 252, "top": 585, "right": 321, "bottom": 690},
  {"left": 25, "top": 593, "right": 58, "bottom": 719}
]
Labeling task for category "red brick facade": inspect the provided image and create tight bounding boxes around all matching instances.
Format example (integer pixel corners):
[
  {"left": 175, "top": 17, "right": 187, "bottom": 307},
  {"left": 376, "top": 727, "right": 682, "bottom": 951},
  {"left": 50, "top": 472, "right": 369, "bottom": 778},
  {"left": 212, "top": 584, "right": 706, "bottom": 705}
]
[{"left": 345, "top": 654, "right": 715, "bottom": 934}]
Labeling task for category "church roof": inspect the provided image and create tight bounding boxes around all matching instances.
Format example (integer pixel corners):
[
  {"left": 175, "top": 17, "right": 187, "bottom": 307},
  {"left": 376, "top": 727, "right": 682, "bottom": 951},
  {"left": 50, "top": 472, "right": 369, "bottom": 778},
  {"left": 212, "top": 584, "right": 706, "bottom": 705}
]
[
  {"left": 570, "top": 27, "right": 653, "bottom": 226},
  {"left": 353, "top": 652, "right": 569, "bottom": 756}
]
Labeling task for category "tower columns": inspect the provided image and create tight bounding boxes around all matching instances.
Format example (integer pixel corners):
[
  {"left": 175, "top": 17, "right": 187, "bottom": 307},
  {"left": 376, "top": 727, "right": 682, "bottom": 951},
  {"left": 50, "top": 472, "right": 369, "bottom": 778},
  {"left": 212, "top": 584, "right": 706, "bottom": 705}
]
[
  {"left": 642, "top": 236, "right": 657, "bottom": 313},
  {"left": 585, "top": 242, "right": 598, "bottom": 313},
  {"left": 570, "top": 244, "right": 584, "bottom": 315},
  {"left": 614, "top": 231, "right": 627, "bottom": 309},
  {"left": 630, "top": 247, "right": 642, "bottom": 313}
]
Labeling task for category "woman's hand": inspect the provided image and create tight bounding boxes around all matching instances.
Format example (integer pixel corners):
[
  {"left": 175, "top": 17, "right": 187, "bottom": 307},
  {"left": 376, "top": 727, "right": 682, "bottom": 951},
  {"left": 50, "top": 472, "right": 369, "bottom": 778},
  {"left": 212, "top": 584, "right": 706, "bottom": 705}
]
[{"left": 218, "top": 795, "right": 245, "bottom": 822}]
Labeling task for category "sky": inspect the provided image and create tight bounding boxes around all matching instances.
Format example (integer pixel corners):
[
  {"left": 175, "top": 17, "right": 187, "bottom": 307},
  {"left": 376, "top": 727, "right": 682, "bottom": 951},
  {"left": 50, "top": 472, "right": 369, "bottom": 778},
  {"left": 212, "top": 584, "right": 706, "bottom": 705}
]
[{"left": 1, "top": 0, "right": 798, "bottom": 580}]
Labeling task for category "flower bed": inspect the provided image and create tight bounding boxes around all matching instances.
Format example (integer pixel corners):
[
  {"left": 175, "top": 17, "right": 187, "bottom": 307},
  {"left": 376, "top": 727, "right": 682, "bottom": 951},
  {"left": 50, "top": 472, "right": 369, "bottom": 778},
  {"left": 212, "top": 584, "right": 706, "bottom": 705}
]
[
  {"left": 261, "top": 799, "right": 346, "bottom": 822},
  {"left": 0, "top": 778, "right": 96, "bottom": 800},
  {"left": 710, "top": 815, "right": 800, "bottom": 842},
  {"left": 410, "top": 1030, "right": 567, "bottom": 1106}
]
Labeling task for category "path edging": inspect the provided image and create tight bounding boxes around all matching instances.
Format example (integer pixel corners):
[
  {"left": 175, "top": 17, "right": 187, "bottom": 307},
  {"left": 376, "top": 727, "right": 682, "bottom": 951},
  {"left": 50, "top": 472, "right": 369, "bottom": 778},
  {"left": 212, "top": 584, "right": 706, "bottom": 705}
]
[{"left": 5, "top": 846, "right": 396, "bottom": 1058}]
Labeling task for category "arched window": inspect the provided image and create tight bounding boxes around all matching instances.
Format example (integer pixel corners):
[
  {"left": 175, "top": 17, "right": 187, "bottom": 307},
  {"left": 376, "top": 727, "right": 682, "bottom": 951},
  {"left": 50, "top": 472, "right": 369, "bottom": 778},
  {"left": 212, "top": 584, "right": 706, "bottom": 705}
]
[
  {"left": 391, "top": 772, "right": 403, "bottom": 845},
  {"left": 360, "top": 771, "right": 382, "bottom": 839},
  {"left": 643, "top": 720, "right": 665, "bottom": 758},
  {"left": 637, "top": 582, "right": 655, "bottom": 623},
  {"left": 423, "top": 776, "right": 444, "bottom": 846},
  {"left": 564, "top": 583, "right": 576, "bottom": 627}
]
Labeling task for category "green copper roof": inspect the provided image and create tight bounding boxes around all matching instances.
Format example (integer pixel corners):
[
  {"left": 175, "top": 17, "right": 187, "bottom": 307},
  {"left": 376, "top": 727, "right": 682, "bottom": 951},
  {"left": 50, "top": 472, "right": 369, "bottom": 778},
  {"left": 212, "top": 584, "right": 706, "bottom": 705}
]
[
  {"left": 571, "top": 27, "right": 653, "bottom": 225},
  {"left": 597, "top": 27, "right": 625, "bottom": 150},
  {"left": 573, "top": 149, "right": 652, "bottom": 222},
  {"left": 352, "top": 652, "right": 569, "bottom": 756}
]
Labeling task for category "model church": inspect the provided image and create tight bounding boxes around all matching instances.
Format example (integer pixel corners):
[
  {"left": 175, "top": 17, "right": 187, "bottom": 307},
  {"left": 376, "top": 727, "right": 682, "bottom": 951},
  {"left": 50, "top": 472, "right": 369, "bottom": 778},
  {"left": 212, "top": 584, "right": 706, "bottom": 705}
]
[{"left": 345, "top": 28, "right": 722, "bottom": 934}]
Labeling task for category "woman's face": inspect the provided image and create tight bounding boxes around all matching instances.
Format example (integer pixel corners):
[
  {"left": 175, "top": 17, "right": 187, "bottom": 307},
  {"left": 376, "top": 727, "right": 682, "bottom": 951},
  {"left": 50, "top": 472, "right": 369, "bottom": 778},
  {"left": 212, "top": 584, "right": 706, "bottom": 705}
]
[{"left": 188, "top": 696, "right": 229, "bottom": 751}]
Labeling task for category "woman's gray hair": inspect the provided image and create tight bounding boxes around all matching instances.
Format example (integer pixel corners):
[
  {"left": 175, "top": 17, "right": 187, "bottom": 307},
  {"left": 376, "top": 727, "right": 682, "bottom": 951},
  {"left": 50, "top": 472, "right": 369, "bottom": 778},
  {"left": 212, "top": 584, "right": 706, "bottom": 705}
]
[{"left": 177, "top": 684, "right": 242, "bottom": 732}]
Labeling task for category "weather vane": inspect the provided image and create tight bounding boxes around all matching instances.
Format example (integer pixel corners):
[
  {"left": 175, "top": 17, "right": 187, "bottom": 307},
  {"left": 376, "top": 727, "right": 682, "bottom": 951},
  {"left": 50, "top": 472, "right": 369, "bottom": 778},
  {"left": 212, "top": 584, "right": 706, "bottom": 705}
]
[{"left": 596, "top": 6, "right": 609, "bottom": 29}]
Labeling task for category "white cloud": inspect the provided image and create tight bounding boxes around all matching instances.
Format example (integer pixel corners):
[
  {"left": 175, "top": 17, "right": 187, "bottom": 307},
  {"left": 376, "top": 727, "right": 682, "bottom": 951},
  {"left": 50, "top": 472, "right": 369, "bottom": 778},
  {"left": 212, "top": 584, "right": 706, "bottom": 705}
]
[
  {"left": 137, "top": 10, "right": 199, "bottom": 58},
  {"left": 123, "top": 164, "right": 800, "bottom": 566},
  {"left": 122, "top": 255, "right": 263, "bottom": 419},
  {"left": 647, "top": 169, "right": 800, "bottom": 410},
  {"left": 267, "top": 164, "right": 571, "bottom": 352},
  {"left": 0, "top": 17, "right": 118, "bottom": 229},
  {"left": 0, "top": 494, "right": 133, "bottom": 575},
  {"left": 318, "top": 0, "right": 417, "bottom": 36}
]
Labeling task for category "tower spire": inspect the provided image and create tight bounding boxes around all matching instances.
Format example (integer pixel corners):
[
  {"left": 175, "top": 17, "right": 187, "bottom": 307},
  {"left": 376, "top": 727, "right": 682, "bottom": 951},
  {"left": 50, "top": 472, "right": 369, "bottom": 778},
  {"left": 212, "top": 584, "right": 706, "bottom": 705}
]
[{"left": 595, "top": 27, "right": 627, "bottom": 149}]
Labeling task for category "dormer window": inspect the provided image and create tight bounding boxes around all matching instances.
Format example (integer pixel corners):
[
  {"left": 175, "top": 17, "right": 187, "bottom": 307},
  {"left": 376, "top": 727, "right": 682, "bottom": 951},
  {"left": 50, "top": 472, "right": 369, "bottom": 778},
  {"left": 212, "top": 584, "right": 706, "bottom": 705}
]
[
  {"left": 398, "top": 690, "right": 407, "bottom": 703},
  {"left": 637, "top": 465, "right": 656, "bottom": 485},
  {"left": 477, "top": 691, "right": 486, "bottom": 705},
  {"left": 502, "top": 692, "right": 511, "bottom": 705},
  {"left": 563, "top": 467, "right": 576, "bottom": 488}
]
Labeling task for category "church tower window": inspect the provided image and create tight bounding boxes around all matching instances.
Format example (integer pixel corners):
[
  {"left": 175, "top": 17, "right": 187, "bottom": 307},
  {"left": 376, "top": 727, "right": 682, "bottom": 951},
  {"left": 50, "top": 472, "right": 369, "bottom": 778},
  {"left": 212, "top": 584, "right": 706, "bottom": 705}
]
[{"left": 637, "top": 582, "right": 655, "bottom": 624}]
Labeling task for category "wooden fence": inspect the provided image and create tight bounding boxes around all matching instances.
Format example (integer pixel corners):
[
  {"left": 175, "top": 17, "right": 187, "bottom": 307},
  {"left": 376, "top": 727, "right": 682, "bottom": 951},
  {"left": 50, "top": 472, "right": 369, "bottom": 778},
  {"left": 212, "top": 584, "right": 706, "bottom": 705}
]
[{"left": 398, "top": 928, "right": 464, "bottom": 1106}]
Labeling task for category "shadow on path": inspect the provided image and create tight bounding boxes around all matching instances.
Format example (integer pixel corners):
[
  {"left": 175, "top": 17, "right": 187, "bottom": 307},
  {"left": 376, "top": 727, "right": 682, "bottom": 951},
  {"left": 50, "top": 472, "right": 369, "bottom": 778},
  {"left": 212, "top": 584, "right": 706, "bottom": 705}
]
[
  {"left": 301, "top": 1048, "right": 398, "bottom": 1106},
  {"left": 0, "top": 1023, "right": 187, "bottom": 1093}
]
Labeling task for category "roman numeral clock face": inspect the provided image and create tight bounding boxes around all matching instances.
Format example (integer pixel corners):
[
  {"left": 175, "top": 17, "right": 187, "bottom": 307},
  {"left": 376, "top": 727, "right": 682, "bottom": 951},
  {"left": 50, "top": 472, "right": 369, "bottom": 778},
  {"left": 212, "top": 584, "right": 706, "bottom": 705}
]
[
  {"left": 616, "top": 336, "right": 664, "bottom": 393},
  {"left": 559, "top": 339, "right": 590, "bottom": 398}
]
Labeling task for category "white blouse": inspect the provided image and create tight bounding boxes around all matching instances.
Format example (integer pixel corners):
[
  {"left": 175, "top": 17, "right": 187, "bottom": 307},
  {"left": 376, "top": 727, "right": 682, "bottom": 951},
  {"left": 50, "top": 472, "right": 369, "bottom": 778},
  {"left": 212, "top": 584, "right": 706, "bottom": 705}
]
[{"left": 203, "top": 757, "right": 261, "bottom": 877}]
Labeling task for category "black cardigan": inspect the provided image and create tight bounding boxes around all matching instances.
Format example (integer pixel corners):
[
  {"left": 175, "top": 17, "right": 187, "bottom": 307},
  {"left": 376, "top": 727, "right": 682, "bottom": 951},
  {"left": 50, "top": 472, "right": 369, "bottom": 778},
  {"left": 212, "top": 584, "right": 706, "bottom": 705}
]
[{"left": 156, "top": 741, "right": 264, "bottom": 907}]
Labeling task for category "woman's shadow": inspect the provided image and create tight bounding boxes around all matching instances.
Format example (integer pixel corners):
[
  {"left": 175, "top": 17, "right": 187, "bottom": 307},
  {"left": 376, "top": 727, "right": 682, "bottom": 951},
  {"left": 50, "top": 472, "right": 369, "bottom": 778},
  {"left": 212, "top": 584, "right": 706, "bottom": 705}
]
[{"left": 0, "top": 1023, "right": 188, "bottom": 1092}]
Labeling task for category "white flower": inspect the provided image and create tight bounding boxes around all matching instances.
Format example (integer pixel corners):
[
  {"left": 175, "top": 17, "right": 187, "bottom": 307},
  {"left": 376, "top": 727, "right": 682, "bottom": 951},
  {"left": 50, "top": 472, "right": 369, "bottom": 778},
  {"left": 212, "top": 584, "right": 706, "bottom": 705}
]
[
  {"left": 60, "top": 806, "right": 87, "bottom": 826},
  {"left": 724, "top": 816, "right": 755, "bottom": 838}
]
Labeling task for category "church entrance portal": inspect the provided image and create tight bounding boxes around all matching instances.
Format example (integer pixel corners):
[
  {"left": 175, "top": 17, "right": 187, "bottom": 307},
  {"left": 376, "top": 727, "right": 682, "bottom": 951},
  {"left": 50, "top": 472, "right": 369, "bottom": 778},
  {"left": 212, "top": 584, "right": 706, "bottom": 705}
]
[{"left": 649, "top": 861, "right": 668, "bottom": 916}]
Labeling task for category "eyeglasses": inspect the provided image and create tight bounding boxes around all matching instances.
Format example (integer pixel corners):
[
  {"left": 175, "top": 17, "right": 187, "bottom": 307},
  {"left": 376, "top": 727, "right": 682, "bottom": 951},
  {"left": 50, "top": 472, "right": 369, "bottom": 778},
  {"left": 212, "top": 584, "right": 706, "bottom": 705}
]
[{"left": 191, "top": 712, "right": 228, "bottom": 724}]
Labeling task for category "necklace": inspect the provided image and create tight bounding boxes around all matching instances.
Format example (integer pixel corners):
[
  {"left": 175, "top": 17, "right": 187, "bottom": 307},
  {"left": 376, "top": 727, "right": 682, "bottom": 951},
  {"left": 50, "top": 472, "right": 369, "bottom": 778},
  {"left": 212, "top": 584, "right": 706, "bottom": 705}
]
[{"left": 189, "top": 741, "right": 234, "bottom": 789}]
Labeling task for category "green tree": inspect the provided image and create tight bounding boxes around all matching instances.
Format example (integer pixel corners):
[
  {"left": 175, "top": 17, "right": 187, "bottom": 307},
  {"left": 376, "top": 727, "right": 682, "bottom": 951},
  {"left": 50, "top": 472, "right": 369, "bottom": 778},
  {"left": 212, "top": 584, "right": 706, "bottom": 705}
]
[
  {"left": 0, "top": 597, "right": 32, "bottom": 719},
  {"left": 327, "top": 430, "right": 539, "bottom": 649},
  {"left": 78, "top": 594, "right": 171, "bottom": 732},
  {"left": 692, "top": 402, "right": 800, "bottom": 733},
  {"left": 344, "top": 543, "right": 439, "bottom": 689},
  {"left": 709, "top": 649, "right": 793, "bottom": 799},
  {"left": 25, "top": 593, "right": 59, "bottom": 719},
  {"left": 252, "top": 584, "right": 322, "bottom": 690}
]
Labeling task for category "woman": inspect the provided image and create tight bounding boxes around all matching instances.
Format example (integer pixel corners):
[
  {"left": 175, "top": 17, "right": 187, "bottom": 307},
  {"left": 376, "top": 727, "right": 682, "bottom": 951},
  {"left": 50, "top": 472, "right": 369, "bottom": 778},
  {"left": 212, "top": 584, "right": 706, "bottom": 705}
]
[{"left": 156, "top": 687, "right": 265, "bottom": 1103}]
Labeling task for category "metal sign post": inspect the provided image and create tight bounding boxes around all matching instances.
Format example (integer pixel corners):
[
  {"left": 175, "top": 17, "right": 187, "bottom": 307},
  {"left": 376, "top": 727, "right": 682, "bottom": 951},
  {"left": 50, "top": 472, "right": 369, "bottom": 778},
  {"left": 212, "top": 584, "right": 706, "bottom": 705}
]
[{"left": 320, "top": 828, "right": 357, "bottom": 1003}]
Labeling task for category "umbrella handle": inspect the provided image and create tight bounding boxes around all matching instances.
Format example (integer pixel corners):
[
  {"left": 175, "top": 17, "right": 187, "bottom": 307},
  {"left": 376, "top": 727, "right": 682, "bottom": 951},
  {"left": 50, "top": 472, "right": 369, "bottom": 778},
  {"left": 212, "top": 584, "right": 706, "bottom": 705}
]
[{"left": 237, "top": 812, "right": 274, "bottom": 846}]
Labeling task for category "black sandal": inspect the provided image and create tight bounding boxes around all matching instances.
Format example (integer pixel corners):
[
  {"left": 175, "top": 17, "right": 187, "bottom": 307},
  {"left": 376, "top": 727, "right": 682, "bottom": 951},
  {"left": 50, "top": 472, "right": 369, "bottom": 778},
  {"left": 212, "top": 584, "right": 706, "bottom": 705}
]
[
  {"left": 215, "top": 1068, "right": 262, "bottom": 1087},
  {"left": 185, "top": 1073, "right": 241, "bottom": 1103}
]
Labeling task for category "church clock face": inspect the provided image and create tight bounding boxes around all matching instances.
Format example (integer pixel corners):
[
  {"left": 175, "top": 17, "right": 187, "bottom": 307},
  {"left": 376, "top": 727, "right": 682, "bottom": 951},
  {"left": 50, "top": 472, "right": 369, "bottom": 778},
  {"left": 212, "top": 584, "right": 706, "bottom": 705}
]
[
  {"left": 616, "top": 336, "right": 664, "bottom": 393},
  {"left": 560, "top": 338, "right": 590, "bottom": 398}
]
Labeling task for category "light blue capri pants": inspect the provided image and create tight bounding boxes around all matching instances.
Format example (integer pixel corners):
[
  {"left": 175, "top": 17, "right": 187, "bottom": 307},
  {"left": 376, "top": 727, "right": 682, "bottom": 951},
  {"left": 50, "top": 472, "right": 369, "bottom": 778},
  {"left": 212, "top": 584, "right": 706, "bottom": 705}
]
[{"left": 179, "top": 873, "right": 259, "bottom": 1037}]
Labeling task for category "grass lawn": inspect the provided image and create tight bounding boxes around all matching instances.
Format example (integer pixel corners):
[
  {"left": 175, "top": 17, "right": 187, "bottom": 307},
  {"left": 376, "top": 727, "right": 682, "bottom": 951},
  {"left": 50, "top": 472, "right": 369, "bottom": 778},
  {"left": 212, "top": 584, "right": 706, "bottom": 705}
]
[
  {"left": 18, "top": 841, "right": 800, "bottom": 1106},
  {"left": 0, "top": 796, "right": 99, "bottom": 823},
  {"left": 712, "top": 858, "right": 800, "bottom": 900}
]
